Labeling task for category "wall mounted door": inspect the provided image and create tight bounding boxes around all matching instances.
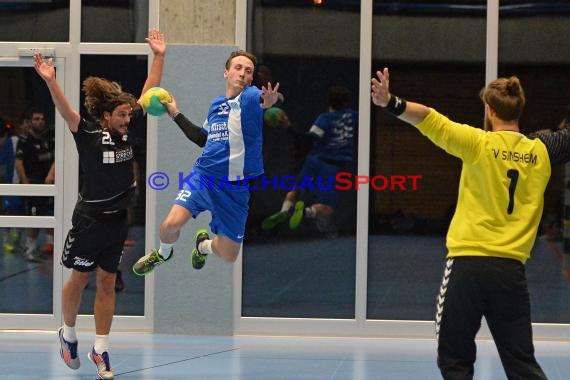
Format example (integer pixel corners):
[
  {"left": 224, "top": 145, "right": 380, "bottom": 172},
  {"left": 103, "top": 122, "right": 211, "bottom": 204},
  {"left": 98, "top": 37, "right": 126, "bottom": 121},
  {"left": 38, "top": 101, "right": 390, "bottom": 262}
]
[{"left": 0, "top": 54, "right": 65, "bottom": 329}]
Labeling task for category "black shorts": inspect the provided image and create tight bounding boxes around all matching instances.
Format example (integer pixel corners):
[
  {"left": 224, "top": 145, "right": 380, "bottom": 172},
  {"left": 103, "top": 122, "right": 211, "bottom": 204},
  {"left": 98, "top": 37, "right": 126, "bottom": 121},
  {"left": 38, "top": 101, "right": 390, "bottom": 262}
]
[{"left": 61, "top": 208, "right": 128, "bottom": 273}]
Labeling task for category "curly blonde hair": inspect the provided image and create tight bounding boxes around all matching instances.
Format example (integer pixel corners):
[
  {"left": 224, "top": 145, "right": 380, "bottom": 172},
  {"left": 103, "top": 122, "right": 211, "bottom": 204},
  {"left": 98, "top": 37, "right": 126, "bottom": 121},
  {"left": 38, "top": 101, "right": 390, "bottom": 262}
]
[{"left": 82, "top": 76, "right": 136, "bottom": 121}]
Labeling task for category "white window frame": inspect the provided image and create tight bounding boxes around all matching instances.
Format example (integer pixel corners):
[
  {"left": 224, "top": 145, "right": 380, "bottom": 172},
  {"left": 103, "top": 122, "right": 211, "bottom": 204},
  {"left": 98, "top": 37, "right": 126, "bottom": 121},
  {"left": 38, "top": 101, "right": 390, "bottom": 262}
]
[
  {"left": 232, "top": 0, "right": 569, "bottom": 341},
  {"left": 0, "top": 0, "right": 159, "bottom": 332}
]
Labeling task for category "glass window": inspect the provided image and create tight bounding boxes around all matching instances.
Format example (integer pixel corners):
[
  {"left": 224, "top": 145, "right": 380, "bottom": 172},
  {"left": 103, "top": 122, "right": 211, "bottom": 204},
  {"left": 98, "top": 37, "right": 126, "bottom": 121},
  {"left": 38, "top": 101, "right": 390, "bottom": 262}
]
[
  {"left": 81, "top": 0, "right": 149, "bottom": 43},
  {"left": 77, "top": 54, "right": 148, "bottom": 316},
  {"left": 368, "top": 0, "right": 486, "bottom": 320},
  {"left": 498, "top": 1, "right": 570, "bottom": 323},
  {"left": 243, "top": 0, "right": 360, "bottom": 318},
  {"left": 0, "top": 61, "right": 58, "bottom": 314},
  {"left": 0, "top": 0, "right": 70, "bottom": 42},
  {"left": 0, "top": 222, "right": 53, "bottom": 313}
]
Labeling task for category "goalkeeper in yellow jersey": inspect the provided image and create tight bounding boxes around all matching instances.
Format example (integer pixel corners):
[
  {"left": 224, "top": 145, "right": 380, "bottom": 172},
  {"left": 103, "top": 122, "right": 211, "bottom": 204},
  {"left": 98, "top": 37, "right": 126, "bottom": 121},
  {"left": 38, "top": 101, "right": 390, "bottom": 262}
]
[{"left": 371, "top": 68, "right": 570, "bottom": 380}]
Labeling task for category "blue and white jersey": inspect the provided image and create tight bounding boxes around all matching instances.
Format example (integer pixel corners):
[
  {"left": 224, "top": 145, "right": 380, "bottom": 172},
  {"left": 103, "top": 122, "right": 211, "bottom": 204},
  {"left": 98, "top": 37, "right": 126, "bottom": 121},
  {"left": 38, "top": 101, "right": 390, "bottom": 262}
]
[
  {"left": 309, "top": 108, "right": 358, "bottom": 162},
  {"left": 194, "top": 85, "right": 264, "bottom": 181}
]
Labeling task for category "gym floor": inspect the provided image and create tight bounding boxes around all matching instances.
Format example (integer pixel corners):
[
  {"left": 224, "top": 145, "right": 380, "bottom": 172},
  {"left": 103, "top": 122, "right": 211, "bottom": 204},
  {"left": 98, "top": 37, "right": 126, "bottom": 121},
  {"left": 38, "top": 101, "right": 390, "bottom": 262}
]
[{"left": 1, "top": 330, "right": 569, "bottom": 379}]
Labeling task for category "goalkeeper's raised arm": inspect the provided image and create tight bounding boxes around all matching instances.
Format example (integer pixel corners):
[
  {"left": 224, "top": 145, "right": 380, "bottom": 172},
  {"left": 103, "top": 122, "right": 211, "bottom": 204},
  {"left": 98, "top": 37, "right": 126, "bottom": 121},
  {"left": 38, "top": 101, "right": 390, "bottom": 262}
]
[{"left": 370, "top": 67, "right": 429, "bottom": 125}]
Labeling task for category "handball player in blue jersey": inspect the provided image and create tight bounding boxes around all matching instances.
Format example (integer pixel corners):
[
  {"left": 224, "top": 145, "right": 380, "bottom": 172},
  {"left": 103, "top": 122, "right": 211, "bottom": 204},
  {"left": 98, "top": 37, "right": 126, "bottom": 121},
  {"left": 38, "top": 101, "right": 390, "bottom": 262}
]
[
  {"left": 262, "top": 86, "right": 358, "bottom": 235},
  {"left": 134, "top": 50, "right": 280, "bottom": 274}
]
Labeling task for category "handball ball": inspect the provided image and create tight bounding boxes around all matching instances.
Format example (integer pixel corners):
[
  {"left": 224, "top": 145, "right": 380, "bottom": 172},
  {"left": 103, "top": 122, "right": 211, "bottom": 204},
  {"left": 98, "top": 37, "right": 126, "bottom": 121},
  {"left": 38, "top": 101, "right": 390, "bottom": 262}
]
[
  {"left": 141, "top": 87, "right": 172, "bottom": 116},
  {"left": 263, "top": 106, "right": 286, "bottom": 127}
]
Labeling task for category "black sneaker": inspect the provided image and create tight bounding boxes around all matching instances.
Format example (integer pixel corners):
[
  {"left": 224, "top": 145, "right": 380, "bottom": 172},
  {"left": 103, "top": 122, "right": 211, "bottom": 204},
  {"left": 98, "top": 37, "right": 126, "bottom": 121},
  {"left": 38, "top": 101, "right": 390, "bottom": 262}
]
[
  {"left": 191, "top": 229, "right": 210, "bottom": 270},
  {"left": 132, "top": 248, "right": 172, "bottom": 276}
]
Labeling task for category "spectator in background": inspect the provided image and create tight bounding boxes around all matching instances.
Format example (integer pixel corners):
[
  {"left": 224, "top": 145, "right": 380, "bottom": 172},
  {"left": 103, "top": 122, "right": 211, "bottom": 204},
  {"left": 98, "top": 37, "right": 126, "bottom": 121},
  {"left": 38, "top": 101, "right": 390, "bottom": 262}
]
[
  {"left": 0, "top": 116, "right": 28, "bottom": 254},
  {"left": 14, "top": 108, "right": 55, "bottom": 262}
]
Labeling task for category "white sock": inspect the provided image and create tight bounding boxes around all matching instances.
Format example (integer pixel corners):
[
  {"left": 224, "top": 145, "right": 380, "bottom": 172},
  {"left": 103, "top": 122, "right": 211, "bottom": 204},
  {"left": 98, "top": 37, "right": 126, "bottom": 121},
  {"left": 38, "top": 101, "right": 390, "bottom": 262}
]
[
  {"left": 25, "top": 237, "right": 36, "bottom": 251},
  {"left": 158, "top": 242, "right": 173, "bottom": 259},
  {"left": 305, "top": 206, "right": 317, "bottom": 219},
  {"left": 198, "top": 239, "right": 213, "bottom": 255},
  {"left": 63, "top": 323, "right": 77, "bottom": 342},
  {"left": 45, "top": 233, "right": 54, "bottom": 244},
  {"left": 94, "top": 335, "right": 109, "bottom": 354},
  {"left": 280, "top": 199, "right": 294, "bottom": 212}
]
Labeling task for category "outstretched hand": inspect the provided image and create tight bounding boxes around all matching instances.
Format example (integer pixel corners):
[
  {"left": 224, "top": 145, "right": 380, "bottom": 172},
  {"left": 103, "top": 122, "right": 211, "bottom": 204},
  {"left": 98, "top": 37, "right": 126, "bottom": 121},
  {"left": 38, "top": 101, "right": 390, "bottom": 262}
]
[
  {"left": 260, "top": 82, "right": 280, "bottom": 109},
  {"left": 161, "top": 94, "right": 180, "bottom": 118},
  {"left": 33, "top": 53, "right": 56, "bottom": 82},
  {"left": 371, "top": 68, "right": 391, "bottom": 107},
  {"left": 146, "top": 28, "right": 166, "bottom": 56}
]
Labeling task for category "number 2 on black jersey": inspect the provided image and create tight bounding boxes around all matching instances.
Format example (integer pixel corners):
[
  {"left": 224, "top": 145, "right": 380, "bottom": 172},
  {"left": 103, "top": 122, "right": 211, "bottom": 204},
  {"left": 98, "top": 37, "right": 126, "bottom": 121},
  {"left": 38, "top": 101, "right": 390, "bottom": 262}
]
[{"left": 506, "top": 169, "right": 519, "bottom": 214}]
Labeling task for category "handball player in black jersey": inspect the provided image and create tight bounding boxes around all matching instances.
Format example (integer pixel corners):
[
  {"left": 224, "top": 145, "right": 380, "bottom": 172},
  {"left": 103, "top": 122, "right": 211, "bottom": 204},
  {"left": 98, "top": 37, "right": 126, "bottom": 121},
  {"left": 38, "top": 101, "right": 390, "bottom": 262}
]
[{"left": 34, "top": 29, "right": 166, "bottom": 380}]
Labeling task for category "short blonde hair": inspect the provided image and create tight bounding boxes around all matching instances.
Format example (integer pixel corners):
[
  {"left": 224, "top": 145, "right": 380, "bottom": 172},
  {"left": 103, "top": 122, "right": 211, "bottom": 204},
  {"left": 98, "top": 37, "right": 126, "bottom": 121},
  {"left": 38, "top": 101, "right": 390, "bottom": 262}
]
[
  {"left": 225, "top": 50, "right": 257, "bottom": 70},
  {"left": 479, "top": 76, "right": 525, "bottom": 122}
]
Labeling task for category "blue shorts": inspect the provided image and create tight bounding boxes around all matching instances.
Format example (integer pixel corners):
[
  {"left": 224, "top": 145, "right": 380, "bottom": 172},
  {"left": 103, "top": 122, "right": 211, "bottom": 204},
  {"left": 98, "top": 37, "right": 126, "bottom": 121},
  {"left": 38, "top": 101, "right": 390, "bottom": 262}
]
[
  {"left": 173, "top": 173, "right": 250, "bottom": 243},
  {"left": 296, "top": 155, "right": 347, "bottom": 207}
]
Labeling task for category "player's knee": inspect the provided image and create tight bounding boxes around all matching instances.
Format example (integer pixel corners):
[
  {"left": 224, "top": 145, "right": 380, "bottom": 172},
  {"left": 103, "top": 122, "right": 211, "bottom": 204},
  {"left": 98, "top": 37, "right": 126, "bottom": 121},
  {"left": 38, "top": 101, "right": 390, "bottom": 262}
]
[
  {"left": 96, "top": 271, "right": 116, "bottom": 294},
  {"left": 70, "top": 271, "right": 90, "bottom": 288},
  {"left": 214, "top": 238, "right": 240, "bottom": 263},
  {"left": 316, "top": 204, "right": 334, "bottom": 218},
  {"left": 161, "top": 217, "right": 183, "bottom": 234},
  {"left": 223, "top": 249, "right": 239, "bottom": 263}
]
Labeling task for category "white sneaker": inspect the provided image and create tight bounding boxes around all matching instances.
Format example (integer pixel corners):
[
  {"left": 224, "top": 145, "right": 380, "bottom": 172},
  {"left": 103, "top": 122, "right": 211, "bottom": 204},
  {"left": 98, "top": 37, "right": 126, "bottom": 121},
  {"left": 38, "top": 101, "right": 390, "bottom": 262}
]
[
  {"left": 88, "top": 347, "right": 114, "bottom": 379},
  {"left": 58, "top": 326, "right": 80, "bottom": 370}
]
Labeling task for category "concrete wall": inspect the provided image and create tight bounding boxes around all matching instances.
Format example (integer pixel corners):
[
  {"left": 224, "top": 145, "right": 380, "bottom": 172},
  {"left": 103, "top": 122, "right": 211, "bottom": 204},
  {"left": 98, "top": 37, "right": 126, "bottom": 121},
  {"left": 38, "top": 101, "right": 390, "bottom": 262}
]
[
  {"left": 150, "top": 0, "right": 236, "bottom": 336},
  {"left": 153, "top": 45, "right": 237, "bottom": 334},
  {"left": 160, "top": 0, "right": 236, "bottom": 44}
]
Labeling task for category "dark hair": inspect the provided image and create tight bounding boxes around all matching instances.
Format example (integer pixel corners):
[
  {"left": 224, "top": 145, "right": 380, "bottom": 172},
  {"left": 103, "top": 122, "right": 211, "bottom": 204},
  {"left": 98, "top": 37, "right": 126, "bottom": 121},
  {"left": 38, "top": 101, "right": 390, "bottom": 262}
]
[
  {"left": 24, "top": 107, "right": 44, "bottom": 120},
  {"left": 479, "top": 76, "right": 525, "bottom": 122},
  {"left": 225, "top": 50, "right": 257, "bottom": 70},
  {"left": 82, "top": 76, "right": 136, "bottom": 121},
  {"left": 328, "top": 86, "right": 350, "bottom": 111}
]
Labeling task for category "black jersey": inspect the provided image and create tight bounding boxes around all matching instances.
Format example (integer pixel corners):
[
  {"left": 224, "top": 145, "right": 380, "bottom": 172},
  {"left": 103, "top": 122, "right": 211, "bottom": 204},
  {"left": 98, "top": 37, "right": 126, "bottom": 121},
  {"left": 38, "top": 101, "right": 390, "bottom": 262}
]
[
  {"left": 73, "top": 108, "right": 144, "bottom": 213},
  {"left": 15, "top": 127, "right": 55, "bottom": 184}
]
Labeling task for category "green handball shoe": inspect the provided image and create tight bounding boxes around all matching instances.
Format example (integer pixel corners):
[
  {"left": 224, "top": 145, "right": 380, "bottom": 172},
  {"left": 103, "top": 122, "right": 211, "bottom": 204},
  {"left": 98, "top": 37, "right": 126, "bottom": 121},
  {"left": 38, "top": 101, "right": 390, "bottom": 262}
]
[
  {"left": 261, "top": 211, "right": 288, "bottom": 230},
  {"left": 289, "top": 200, "right": 305, "bottom": 230},
  {"left": 132, "top": 248, "right": 172, "bottom": 276},
  {"left": 191, "top": 229, "right": 210, "bottom": 270}
]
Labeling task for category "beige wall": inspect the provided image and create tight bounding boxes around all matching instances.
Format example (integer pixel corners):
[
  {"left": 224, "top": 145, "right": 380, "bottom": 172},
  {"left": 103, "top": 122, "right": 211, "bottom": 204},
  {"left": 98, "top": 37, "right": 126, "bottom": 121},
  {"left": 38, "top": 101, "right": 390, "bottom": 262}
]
[{"left": 160, "top": 0, "right": 236, "bottom": 44}]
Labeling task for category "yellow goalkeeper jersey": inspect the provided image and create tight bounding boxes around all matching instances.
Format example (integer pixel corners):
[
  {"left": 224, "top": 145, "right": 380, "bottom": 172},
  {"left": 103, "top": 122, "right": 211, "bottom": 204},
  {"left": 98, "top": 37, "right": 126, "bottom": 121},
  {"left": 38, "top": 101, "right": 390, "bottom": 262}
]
[{"left": 415, "top": 109, "right": 551, "bottom": 263}]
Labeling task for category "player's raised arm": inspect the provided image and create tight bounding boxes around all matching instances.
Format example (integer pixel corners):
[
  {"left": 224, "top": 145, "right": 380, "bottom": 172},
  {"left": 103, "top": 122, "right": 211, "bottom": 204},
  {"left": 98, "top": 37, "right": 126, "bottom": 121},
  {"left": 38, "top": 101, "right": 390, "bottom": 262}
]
[
  {"left": 371, "top": 68, "right": 429, "bottom": 125},
  {"left": 33, "top": 53, "right": 81, "bottom": 132},
  {"left": 139, "top": 29, "right": 167, "bottom": 104}
]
